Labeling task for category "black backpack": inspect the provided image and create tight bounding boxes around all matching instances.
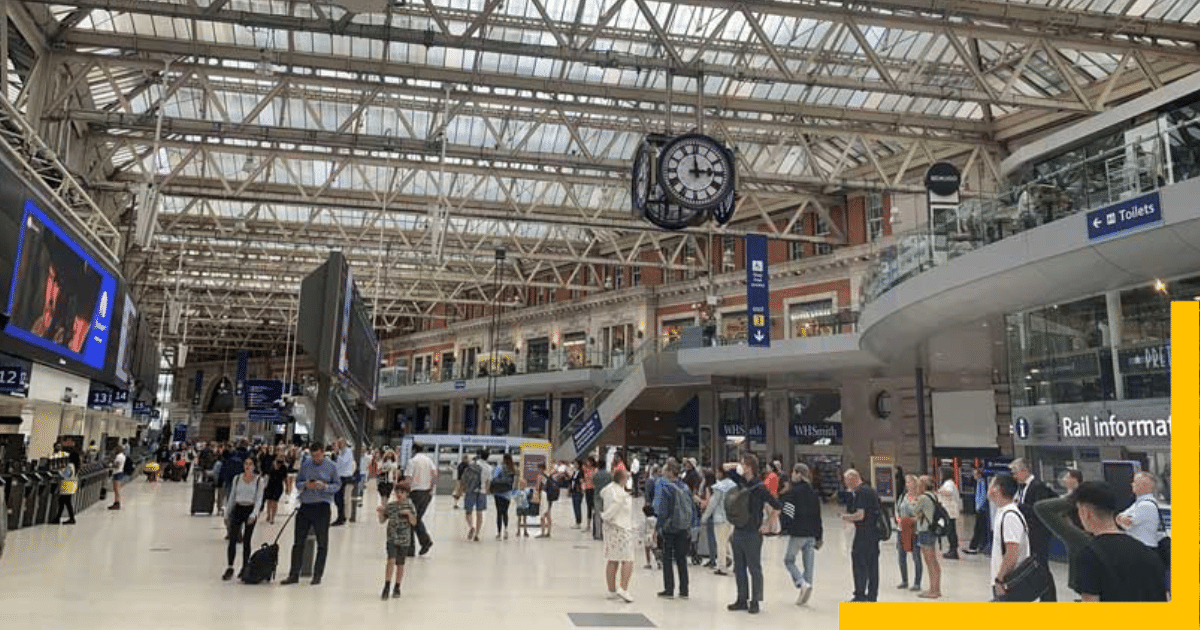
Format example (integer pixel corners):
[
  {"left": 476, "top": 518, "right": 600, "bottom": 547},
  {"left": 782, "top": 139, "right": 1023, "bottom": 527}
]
[
  {"left": 543, "top": 473, "right": 559, "bottom": 500},
  {"left": 123, "top": 454, "right": 135, "bottom": 476},
  {"left": 924, "top": 492, "right": 951, "bottom": 538},
  {"left": 243, "top": 504, "right": 295, "bottom": 585}
]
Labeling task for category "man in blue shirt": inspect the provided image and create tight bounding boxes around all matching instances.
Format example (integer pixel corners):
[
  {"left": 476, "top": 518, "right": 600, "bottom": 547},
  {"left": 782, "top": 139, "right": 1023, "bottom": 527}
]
[
  {"left": 965, "top": 469, "right": 990, "bottom": 554},
  {"left": 281, "top": 443, "right": 341, "bottom": 585}
]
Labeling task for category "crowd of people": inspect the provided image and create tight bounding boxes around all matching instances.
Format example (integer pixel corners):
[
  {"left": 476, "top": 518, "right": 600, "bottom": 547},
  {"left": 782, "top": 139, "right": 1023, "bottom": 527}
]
[{"left": 107, "top": 437, "right": 1171, "bottom": 607}]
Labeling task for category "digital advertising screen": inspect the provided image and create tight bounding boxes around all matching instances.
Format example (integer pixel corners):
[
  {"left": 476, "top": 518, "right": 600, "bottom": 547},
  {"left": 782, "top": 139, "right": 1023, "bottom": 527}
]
[
  {"left": 4, "top": 199, "right": 117, "bottom": 371},
  {"left": 338, "top": 267, "right": 379, "bottom": 404}
]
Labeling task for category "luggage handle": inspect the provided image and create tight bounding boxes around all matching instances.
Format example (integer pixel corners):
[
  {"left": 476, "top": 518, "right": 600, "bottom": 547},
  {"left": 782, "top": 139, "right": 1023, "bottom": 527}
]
[{"left": 270, "top": 506, "right": 301, "bottom": 546}]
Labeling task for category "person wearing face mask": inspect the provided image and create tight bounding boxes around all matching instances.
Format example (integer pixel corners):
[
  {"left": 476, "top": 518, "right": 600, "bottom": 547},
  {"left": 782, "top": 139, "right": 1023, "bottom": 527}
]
[{"left": 778, "top": 463, "right": 822, "bottom": 606}]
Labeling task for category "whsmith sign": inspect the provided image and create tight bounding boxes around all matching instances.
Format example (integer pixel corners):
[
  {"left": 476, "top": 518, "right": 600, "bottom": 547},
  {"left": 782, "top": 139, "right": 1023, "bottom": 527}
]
[{"left": 1012, "top": 400, "right": 1170, "bottom": 446}]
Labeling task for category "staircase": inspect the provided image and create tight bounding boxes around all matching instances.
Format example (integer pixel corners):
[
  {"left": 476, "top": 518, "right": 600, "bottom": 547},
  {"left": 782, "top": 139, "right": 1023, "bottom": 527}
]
[
  {"left": 552, "top": 340, "right": 711, "bottom": 461},
  {"left": 300, "top": 383, "right": 370, "bottom": 448}
]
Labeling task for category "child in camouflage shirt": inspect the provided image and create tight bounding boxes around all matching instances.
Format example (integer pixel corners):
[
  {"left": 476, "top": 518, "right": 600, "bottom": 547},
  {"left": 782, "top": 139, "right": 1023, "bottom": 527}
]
[{"left": 377, "top": 481, "right": 417, "bottom": 599}]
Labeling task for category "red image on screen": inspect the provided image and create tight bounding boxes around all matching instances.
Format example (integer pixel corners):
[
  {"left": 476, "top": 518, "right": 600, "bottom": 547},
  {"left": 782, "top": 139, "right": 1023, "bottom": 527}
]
[{"left": 9, "top": 213, "right": 103, "bottom": 354}]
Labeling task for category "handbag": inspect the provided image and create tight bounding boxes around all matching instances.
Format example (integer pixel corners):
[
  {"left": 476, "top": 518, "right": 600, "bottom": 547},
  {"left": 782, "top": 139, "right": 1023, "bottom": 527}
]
[{"left": 997, "top": 509, "right": 1050, "bottom": 602}]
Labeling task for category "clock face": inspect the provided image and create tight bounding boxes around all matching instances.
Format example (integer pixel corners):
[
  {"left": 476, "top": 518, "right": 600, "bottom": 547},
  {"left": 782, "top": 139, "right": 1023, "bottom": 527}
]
[{"left": 658, "top": 134, "right": 735, "bottom": 211}]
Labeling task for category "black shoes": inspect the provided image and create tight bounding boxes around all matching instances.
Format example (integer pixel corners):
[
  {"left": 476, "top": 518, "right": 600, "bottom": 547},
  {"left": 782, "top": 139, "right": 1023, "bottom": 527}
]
[
  {"left": 64, "top": 519, "right": 76, "bottom": 525},
  {"left": 381, "top": 585, "right": 390, "bottom": 600},
  {"left": 108, "top": 503, "right": 120, "bottom": 510},
  {"left": 943, "top": 551, "right": 959, "bottom": 560},
  {"left": 331, "top": 519, "right": 346, "bottom": 527},
  {"left": 222, "top": 568, "right": 235, "bottom": 581},
  {"left": 280, "top": 576, "right": 300, "bottom": 585},
  {"left": 748, "top": 602, "right": 760, "bottom": 614},
  {"left": 311, "top": 577, "right": 322, "bottom": 585},
  {"left": 418, "top": 543, "right": 432, "bottom": 556},
  {"left": 727, "top": 601, "right": 748, "bottom": 611},
  {"left": 657, "top": 591, "right": 674, "bottom": 599},
  {"left": 392, "top": 585, "right": 401, "bottom": 599}
]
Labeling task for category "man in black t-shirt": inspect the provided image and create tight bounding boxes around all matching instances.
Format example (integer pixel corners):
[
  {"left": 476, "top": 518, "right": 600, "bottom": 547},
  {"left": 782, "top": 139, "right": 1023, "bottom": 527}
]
[
  {"left": 1071, "top": 481, "right": 1167, "bottom": 602},
  {"left": 840, "top": 469, "right": 880, "bottom": 602}
]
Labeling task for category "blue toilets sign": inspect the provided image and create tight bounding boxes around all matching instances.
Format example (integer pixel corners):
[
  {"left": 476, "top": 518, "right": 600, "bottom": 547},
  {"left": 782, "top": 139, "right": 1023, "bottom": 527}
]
[
  {"left": 745, "top": 234, "right": 771, "bottom": 347},
  {"left": 1086, "top": 192, "right": 1162, "bottom": 241}
]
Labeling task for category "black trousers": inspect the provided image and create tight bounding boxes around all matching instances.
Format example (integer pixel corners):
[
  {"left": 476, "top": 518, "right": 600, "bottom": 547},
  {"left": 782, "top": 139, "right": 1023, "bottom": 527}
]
[
  {"left": 946, "top": 517, "right": 959, "bottom": 552},
  {"left": 410, "top": 490, "right": 434, "bottom": 550},
  {"left": 969, "top": 507, "right": 990, "bottom": 550},
  {"left": 54, "top": 494, "right": 76, "bottom": 522},
  {"left": 660, "top": 530, "right": 690, "bottom": 596},
  {"left": 333, "top": 476, "right": 353, "bottom": 522},
  {"left": 227, "top": 503, "right": 257, "bottom": 568},
  {"left": 495, "top": 495, "right": 510, "bottom": 533},
  {"left": 584, "top": 488, "right": 595, "bottom": 523},
  {"left": 288, "top": 502, "right": 331, "bottom": 579},
  {"left": 571, "top": 492, "right": 583, "bottom": 525},
  {"left": 731, "top": 529, "right": 765, "bottom": 603},
  {"left": 851, "top": 540, "right": 880, "bottom": 602}
]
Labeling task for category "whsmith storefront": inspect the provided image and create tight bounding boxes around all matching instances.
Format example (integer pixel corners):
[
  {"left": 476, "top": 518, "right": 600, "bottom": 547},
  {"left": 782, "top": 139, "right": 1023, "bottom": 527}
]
[{"left": 1004, "top": 274, "right": 1188, "bottom": 503}]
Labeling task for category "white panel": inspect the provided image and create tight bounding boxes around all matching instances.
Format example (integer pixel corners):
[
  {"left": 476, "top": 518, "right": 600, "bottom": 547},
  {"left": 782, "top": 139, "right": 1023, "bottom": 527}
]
[
  {"left": 931, "top": 390, "right": 996, "bottom": 449},
  {"left": 28, "top": 363, "right": 89, "bottom": 407}
]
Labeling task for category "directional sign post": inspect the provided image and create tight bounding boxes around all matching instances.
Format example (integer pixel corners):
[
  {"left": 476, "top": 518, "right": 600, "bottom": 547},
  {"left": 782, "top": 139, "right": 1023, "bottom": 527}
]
[
  {"left": 745, "top": 234, "right": 771, "bottom": 347},
  {"left": 1086, "top": 192, "right": 1162, "bottom": 241}
]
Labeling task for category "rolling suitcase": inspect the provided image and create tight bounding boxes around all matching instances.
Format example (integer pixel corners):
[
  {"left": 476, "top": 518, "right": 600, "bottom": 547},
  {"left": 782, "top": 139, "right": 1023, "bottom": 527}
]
[
  {"left": 243, "top": 508, "right": 297, "bottom": 584},
  {"left": 190, "top": 472, "right": 216, "bottom": 515}
]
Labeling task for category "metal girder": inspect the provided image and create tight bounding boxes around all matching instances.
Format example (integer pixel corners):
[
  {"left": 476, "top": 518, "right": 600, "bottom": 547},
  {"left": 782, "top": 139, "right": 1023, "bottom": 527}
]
[{"left": 58, "top": 30, "right": 990, "bottom": 135}]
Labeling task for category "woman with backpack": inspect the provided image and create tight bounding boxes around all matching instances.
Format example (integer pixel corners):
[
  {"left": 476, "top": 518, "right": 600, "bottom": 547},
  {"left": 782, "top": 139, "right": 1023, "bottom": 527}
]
[
  {"left": 894, "top": 474, "right": 923, "bottom": 592},
  {"left": 914, "top": 475, "right": 942, "bottom": 598},
  {"left": 223, "top": 457, "right": 264, "bottom": 581},
  {"left": 703, "top": 467, "right": 736, "bottom": 575},
  {"left": 54, "top": 449, "right": 81, "bottom": 524},
  {"left": 491, "top": 454, "right": 517, "bottom": 540}
]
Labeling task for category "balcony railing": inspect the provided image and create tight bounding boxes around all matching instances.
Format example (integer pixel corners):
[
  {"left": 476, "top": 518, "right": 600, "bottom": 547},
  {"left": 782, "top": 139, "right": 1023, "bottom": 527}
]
[
  {"left": 686, "top": 308, "right": 861, "bottom": 348},
  {"left": 380, "top": 349, "right": 631, "bottom": 389},
  {"left": 860, "top": 117, "right": 1200, "bottom": 308}
]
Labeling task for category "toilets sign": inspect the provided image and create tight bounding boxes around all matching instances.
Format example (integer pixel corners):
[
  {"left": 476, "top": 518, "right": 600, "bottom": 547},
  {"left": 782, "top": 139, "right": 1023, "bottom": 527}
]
[
  {"left": 1060, "top": 413, "right": 1171, "bottom": 440},
  {"left": 1086, "top": 192, "right": 1162, "bottom": 241}
]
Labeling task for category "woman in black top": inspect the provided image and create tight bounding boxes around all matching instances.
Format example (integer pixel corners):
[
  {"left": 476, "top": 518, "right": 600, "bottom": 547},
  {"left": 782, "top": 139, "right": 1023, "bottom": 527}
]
[{"left": 263, "top": 457, "right": 288, "bottom": 524}]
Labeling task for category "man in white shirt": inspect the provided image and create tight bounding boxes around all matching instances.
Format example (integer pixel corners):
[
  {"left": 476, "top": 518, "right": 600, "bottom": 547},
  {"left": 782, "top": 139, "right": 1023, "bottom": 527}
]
[
  {"left": 404, "top": 444, "right": 437, "bottom": 555},
  {"left": 332, "top": 439, "right": 356, "bottom": 526},
  {"left": 1117, "top": 472, "right": 1162, "bottom": 548},
  {"left": 988, "top": 473, "right": 1030, "bottom": 601},
  {"left": 936, "top": 467, "right": 962, "bottom": 560}
]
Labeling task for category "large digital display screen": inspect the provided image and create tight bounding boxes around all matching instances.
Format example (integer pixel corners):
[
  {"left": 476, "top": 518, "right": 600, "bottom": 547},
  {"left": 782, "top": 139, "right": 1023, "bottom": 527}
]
[
  {"left": 4, "top": 200, "right": 117, "bottom": 370},
  {"left": 338, "top": 268, "right": 379, "bottom": 403},
  {"left": 113, "top": 292, "right": 137, "bottom": 384}
]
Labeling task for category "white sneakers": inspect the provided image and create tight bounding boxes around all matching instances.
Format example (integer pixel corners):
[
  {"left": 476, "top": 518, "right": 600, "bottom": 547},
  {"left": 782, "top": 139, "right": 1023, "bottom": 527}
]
[
  {"left": 796, "top": 584, "right": 813, "bottom": 606},
  {"left": 607, "top": 589, "right": 634, "bottom": 603}
]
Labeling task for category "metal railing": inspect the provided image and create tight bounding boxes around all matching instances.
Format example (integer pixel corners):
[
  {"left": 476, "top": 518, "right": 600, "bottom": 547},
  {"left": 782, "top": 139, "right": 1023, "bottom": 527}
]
[
  {"left": 380, "top": 348, "right": 632, "bottom": 388},
  {"left": 687, "top": 308, "right": 861, "bottom": 348},
  {"left": 860, "top": 117, "right": 1200, "bottom": 308},
  {"left": 0, "top": 95, "right": 122, "bottom": 266},
  {"left": 555, "top": 338, "right": 661, "bottom": 452}
]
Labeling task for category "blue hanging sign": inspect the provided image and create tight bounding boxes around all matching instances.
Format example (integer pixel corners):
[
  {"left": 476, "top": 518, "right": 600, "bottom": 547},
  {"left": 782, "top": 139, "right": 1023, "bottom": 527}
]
[
  {"left": 560, "top": 397, "right": 585, "bottom": 430},
  {"left": 490, "top": 400, "right": 511, "bottom": 436},
  {"left": 523, "top": 397, "right": 549, "bottom": 435},
  {"left": 745, "top": 234, "right": 771, "bottom": 347},
  {"left": 572, "top": 410, "right": 603, "bottom": 455},
  {"left": 463, "top": 404, "right": 478, "bottom": 434}
]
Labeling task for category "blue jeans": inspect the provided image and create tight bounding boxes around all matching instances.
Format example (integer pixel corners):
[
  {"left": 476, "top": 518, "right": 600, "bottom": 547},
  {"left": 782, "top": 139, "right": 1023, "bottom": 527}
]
[
  {"left": 897, "top": 535, "right": 922, "bottom": 587},
  {"left": 783, "top": 536, "right": 817, "bottom": 588}
]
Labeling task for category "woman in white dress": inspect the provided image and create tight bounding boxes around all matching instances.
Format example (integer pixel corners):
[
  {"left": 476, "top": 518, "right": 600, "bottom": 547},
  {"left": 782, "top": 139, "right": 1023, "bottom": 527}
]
[{"left": 601, "top": 469, "right": 636, "bottom": 602}]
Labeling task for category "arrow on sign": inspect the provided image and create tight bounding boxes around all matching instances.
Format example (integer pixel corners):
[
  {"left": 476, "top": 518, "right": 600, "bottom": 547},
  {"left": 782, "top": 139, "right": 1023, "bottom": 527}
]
[
  {"left": 754, "top": 331, "right": 765, "bottom": 342},
  {"left": 1092, "top": 217, "right": 1102, "bottom": 228}
]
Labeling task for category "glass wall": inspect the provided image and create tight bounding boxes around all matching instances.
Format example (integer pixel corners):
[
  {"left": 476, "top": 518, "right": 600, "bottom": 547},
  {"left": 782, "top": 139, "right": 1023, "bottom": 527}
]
[{"left": 1008, "top": 273, "right": 1200, "bottom": 406}]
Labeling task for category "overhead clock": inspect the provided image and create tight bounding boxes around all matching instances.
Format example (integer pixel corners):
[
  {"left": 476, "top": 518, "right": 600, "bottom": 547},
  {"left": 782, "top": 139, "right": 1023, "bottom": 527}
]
[
  {"left": 657, "top": 133, "right": 736, "bottom": 211},
  {"left": 631, "top": 137, "right": 706, "bottom": 230},
  {"left": 630, "top": 139, "right": 654, "bottom": 221},
  {"left": 641, "top": 198, "right": 706, "bottom": 231}
]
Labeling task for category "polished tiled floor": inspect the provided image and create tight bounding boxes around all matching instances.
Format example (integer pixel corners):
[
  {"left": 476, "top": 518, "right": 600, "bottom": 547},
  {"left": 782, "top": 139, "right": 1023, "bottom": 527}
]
[{"left": 1, "top": 479, "right": 1068, "bottom": 629}]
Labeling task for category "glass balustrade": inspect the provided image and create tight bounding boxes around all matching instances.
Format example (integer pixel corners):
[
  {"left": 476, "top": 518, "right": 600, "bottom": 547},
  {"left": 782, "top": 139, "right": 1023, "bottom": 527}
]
[{"left": 860, "top": 118, "right": 1200, "bottom": 308}]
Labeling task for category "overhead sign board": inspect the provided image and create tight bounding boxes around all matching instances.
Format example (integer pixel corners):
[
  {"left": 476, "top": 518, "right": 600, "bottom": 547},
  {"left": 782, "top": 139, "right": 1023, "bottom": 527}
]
[
  {"left": 1085, "top": 191, "right": 1162, "bottom": 241},
  {"left": 744, "top": 234, "right": 770, "bottom": 347}
]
